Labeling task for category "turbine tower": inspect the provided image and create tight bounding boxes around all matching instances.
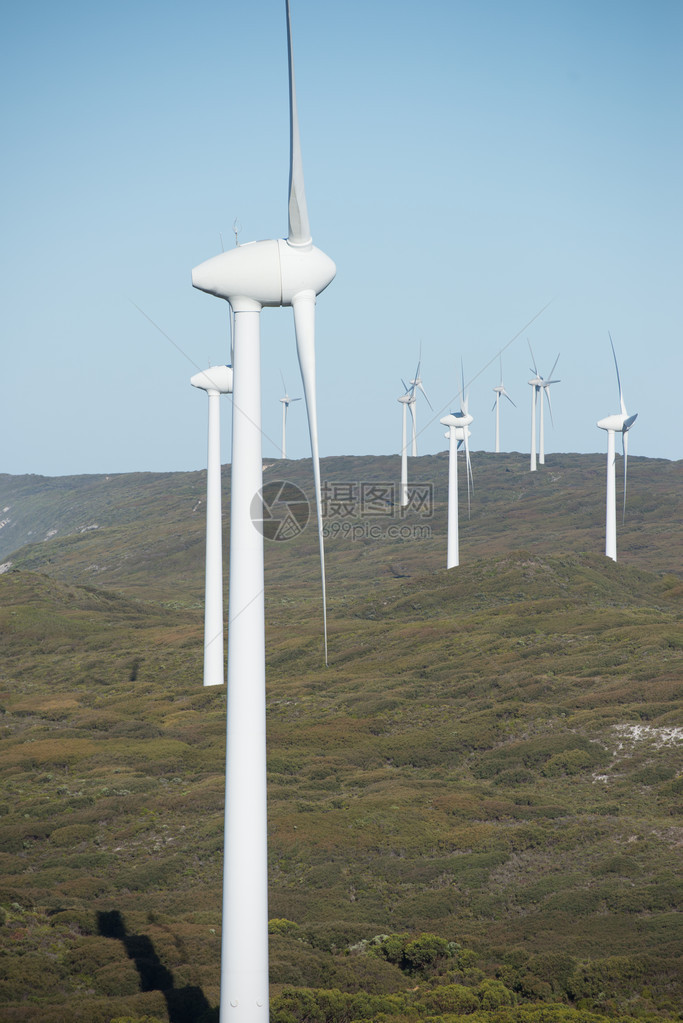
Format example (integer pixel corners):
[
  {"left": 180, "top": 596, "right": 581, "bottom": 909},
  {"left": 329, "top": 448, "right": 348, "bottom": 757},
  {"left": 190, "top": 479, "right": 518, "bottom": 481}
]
[
  {"left": 191, "top": 3, "right": 335, "bottom": 1019},
  {"left": 528, "top": 347, "right": 542, "bottom": 471},
  {"left": 191, "top": 364, "right": 233, "bottom": 687},
  {"left": 440, "top": 369, "right": 474, "bottom": 569},
  {"left": 279, "top": 372, "right": 301, "bottom": 458},
  {"left": 491, "top": 356, "right": 515, "bottom": 453},
  {"left": 398, "top": 382, "right": 415, "bottom": 507},
  {"left": 597, "top": 335, "right": 637, "bottom": 562}
]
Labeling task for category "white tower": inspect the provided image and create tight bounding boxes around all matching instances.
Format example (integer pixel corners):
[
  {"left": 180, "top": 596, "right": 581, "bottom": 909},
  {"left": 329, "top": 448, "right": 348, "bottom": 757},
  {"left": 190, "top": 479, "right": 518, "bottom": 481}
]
[
  {"left": 279, "top": 374, "right": 301, "bottom": 458},
  {"left": 191, "top": 365, "right": 233, "bottom": 687},
  {"left": 440, "top": 382, "right": 473, "bottom": 569},
  {"left": 597, "top": 337, "right": 637, "bottom": 562},
  {"left": 398, "top": 387, "right": 415, "bottom": 506}
]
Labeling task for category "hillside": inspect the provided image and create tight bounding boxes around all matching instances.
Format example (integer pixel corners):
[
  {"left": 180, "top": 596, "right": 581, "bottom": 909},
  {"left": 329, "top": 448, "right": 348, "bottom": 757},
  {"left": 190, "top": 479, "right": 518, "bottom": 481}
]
[
  {"left": 1, "top": 454, "right": 681, "bottom": 604},
  {"left": 0, "top": 455, "right": 681, "bottom": 1022}
]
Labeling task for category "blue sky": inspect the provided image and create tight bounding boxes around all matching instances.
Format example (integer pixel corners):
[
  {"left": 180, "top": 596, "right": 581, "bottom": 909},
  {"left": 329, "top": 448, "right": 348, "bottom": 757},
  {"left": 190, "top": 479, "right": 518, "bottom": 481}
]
[{"left": 1, "top": 0, "right": 681, "bottom": 476}]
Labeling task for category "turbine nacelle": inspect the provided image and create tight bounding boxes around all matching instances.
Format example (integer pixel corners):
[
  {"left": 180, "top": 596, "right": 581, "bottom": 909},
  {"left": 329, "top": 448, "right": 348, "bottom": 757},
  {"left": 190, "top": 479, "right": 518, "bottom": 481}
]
[
  {"left": 191, "top": 365, "right": 234, "bottom": 394},
  {"left": 441, "top": 411, "right": 473, "bottom": 428},
  {"left": 398, "top": 393, "right": 415, "bottom": 405},
  {"left": 597, "top": 412, "right": 637, "bottom": 433},
  {"left": 192, "top": 238, "right": 336, "bottom": 310}
]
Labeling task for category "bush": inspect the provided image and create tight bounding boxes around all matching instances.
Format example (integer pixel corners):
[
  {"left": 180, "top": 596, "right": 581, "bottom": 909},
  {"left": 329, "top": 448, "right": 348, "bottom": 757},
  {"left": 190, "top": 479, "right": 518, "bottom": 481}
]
[
  {"left": 403, "top": 934, "right": 451, "bottom": 972},
  {"left": 476, "top": 979, "right": 515, "bottom": 1009},
  {"left": 371, "top": 932, "right": 454, "bottom": 975},
  {"left": 422, "top": 983, "right": 479, "bottom": 1014},
  {"left": 269, "top": 918, "right": 302, "bottom": 937},
  {"left": 50, "top": 824, "right": 93, "bottom": 847}
]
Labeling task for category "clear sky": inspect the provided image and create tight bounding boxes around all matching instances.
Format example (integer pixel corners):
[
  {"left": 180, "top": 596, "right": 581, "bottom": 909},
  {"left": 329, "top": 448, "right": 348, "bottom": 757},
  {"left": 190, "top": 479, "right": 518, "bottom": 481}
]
[{"left": 1, "top": 0, "right": 681, "bottom": 476}]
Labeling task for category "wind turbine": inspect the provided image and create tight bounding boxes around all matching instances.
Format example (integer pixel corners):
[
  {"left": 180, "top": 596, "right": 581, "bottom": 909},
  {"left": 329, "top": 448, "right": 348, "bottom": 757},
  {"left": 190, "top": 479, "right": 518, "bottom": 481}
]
[
  {"left": 491, "top": 357, "right": 515, "bottom": 453},
  {"left": 538, "top": 354, "right": 560, "bottom": 465},
  {"left": 597, "top": 335, "right": 637, "bottom": 562},
  {"left": 408, "top": 352, "right": 433, "bottom": 456},
  {"left": 279, "top": 372, "right": 301, "bottom": 458},
  {"left": 191, "top": 3, "right": 335, "bottom": 1019},
  {"left": 191, "top": 364, "right": 233, "bottom": 687},
  {"left": 398, "top": 382, "right": 415, "bottom": 506},
  {"left": 527, "top": 344, "right": 559, "bottom": 470},
  {"left": 440, "top": 367, "right": 474, "bottom": 568}
]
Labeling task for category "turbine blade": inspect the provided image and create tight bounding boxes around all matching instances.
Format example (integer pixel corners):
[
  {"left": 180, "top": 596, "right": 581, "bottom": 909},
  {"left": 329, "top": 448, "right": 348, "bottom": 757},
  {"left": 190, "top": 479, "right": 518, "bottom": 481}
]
[
  {"left": 286, "top": 0, "right": 311, "bottom": 246},
  {"left": 410, "top": 359, "right": 421, "bottom": 395},
  {"left": 544, "top": 386, "right": 555, "bottom": 426},
  {"left": 292, "top": 291, "right": 327, "bottom": 663},
  {"left": 503, "top": 390, "right": 516, "bottom": 407},
  {"left": 548, "top": 353, "right": 560, "bottom": 379},
  {"left": 229, "top": 306, "right": 235, "bottom": 365},
  {"left": 408, "top": 401, "right": 416, "bottom": 425},
  {"left": 408, "top": 399, "right": 417, "bottom": 450},
  {"left": 527, "top": 339, "right": 538, "bottom": 374},
  {"left": 280, "top": 369, "right": 287, "bottom": 394},
  {"left": 418, "top": 381, "right": 434, "bottom": 410},
  {"left": 608, "top": 332, "right": 627, "bottom": 417},
  {"left": 464, "top": 431, "right": 473, "bottom": 519}
]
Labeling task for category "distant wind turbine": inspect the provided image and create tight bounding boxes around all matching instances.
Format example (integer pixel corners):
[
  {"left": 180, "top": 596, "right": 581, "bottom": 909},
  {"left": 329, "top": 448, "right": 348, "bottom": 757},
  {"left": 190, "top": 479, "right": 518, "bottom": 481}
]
[
  {"left": 440, "top": 366, "right": 474, "bottom": 568},
  {"left": 597, "top": 335, "right": 637, "bottom": 562},
  {"left": 491, "top": 357, "right": 515, "bottom": 453},
  {"left": 528, "top": 343, "right": 560, "bottom": 470},
  {"left": 190, "top": 2, "right": 335, "bottom": 1018},
  {"left": 279, "top": 372, "right": 301, "bottom": 458},
  {"left": 191, "top": 364, "right": 233, "bottom": 687},
  {"left": 538, "top": 354, "right": 560, "bottom": 465},
  {"left": 397, "top": 381, "right": 416, "bottom": 507},
  {"left": 408, "top": 351, "right": 433, "bottom": 455}
]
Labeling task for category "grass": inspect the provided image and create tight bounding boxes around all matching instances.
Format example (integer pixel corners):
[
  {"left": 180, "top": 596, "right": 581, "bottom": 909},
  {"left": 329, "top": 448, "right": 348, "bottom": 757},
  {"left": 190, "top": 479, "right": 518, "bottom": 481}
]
[{"left": 0, "top": 454, "right": 681, "bottom": 1021}]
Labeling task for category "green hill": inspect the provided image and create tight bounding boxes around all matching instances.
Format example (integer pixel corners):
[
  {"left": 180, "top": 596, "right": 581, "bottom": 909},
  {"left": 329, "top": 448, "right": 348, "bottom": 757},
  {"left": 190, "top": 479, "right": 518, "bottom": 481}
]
[{"left": 0, "top": 454, "right": 681, "bottom": 1022}]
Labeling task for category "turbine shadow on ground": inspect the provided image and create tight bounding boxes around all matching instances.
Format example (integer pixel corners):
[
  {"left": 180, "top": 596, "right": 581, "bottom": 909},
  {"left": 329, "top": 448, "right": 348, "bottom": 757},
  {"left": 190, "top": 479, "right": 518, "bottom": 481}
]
[{"left": 97, "top": 910, "right": 217, "bottom": 1023}]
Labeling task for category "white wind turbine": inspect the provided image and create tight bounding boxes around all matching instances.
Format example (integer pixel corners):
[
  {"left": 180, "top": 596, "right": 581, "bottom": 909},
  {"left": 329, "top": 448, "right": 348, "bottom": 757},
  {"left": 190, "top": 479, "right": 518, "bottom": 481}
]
[
  {"left": 279, "top": 371, "right": 301, "bottom": 458},
  {"left": 527, "top": 344, "right": 559, "bottom": 470},
  {"left": 397, "top": 382, "right": 416, "bottom": 507},
  {"left": 440, "top": 368, "right": 474, "bottom": 569},
  {"left": 597, "top": 334, "right": 637, "bottom": 562},
  {"left": 191, "top": 3, "right": 335, "bottom": 1019},
  {"left": 491, "top": 357, "right": 515, "bottom": 453},
  {"left": 538, "top": 354, "right": 560, "bottom": 465},
  {"left": 191, "top": 364, "right": 233, "bottom": 687},
  {"left": 408, "top": 353, "right": 433, "bottom": 456}
]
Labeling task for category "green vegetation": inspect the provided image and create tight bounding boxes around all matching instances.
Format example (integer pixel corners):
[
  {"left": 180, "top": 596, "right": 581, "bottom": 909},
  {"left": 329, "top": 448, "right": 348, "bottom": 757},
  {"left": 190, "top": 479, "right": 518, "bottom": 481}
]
[{"left": 0, "top": 454, "right": 681, "bottom": 1020}]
